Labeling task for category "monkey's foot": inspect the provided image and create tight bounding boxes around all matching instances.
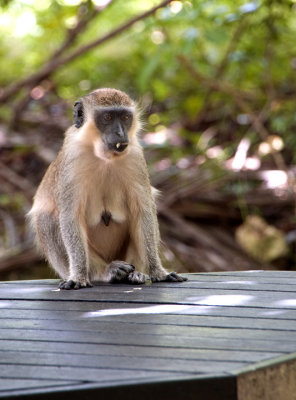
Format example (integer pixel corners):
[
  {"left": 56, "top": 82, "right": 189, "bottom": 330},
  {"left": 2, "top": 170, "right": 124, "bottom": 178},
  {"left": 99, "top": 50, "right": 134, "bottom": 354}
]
[
  {"left": 151, "top": 272, "right": 188, "bottom": 283},
  {"left": 127, "top": 271, "right": 147, "bottom": 285},
  {"left": 59, "top": 280, "right": 93, "bottom": 290},
  {"left": 108, "top": 261, "right": 135, "bottom": 283}
]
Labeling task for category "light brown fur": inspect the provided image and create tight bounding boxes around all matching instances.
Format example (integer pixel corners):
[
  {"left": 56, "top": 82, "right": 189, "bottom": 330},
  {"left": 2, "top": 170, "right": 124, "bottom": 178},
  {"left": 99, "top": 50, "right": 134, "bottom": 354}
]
[{"left": 28, "top": 88, "right": 186, "bottom": 288}]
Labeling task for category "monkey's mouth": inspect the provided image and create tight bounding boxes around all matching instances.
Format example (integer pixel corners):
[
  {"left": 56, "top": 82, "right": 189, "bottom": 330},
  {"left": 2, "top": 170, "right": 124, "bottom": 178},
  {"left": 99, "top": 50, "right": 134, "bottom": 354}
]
[{"left": 114, "top": 143, "right": 128, "bottom": 153}]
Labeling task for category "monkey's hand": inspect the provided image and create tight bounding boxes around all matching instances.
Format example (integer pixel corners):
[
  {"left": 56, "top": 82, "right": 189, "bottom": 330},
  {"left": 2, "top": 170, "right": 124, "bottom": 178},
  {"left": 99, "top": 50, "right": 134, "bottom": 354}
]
[
  {"left": 108, "top": 261, "right": 135, "bottom": 283},
  {"left": 127, "top": 271, "right": 147, "bottom": 285},
  {"left": 151, "top": 272, "right": 188, "bottom": 283},
  {"left": 108, "top": 261, "right": 147, "bottom": 284},
  {"left": 59, "top": 279, "right": 93, "bottom": 290}
]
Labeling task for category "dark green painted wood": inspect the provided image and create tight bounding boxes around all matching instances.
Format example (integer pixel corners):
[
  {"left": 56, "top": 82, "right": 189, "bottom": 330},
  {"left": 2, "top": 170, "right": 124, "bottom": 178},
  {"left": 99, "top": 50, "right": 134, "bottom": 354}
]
[
  {"left": 0, "top": 340, "right": 281, "bottom": 361},
  {"left": 2, "top": 310, "right": 296, "bottom": 330},
  {"left": 1, "top": 328, "right": 295, "bottom": 352},
  {"left": 0, "top": 364, "right": 187, "bottom": 382},
  {"left": 0, "top": 271, "right": 296, "bottom": 399},
  {"left": 0, "top": 350, "right": 246, "bottom": 374},
  {"left": 2, "top": 299, "right": 296, "bottom": 319},
  {"left": 1, "top": 282, "right": 296, "bottom": 310},
  {"left": 0, "top": 379, "right": 78, "bottom": 391},
  {"left": 1, "top": 320, "right": 296, "bottom": 340}
]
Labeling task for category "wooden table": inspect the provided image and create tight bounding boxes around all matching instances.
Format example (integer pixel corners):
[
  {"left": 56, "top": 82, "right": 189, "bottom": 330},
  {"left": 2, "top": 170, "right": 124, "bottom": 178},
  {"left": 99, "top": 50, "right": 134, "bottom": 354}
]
[{"left": 0, "top": 271, "right": 296, "bottom": 400}]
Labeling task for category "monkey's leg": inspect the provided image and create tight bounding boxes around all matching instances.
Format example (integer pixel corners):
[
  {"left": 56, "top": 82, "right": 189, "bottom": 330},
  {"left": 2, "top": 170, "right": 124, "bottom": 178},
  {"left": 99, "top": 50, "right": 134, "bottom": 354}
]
[{"left": 34, "top": 213, "right": 69, "bottom": 280}]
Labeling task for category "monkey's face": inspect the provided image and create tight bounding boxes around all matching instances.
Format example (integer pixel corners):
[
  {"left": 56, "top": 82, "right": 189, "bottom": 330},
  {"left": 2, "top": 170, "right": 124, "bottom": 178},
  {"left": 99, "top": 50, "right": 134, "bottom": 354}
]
[
  {"left": 94, "top": 107, "right": 133, "bottom": 154},
  {"left": 73, "top": 89, "right": 138, "bottom": 160}
]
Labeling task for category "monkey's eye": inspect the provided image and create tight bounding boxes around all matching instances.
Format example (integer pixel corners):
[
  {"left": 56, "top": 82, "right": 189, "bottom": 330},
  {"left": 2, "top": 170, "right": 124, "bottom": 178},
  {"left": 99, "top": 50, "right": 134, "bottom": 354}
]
[
  {"left": 104, "top": 113, "right": 112, "bottom": 122},
  {"left": 121, "top": 114, "right": 130, "bottom": 122}
]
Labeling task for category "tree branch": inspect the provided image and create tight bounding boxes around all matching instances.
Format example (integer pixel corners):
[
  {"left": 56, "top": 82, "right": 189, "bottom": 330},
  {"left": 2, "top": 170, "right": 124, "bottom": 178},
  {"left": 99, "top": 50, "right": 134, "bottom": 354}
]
[
  {"left": 178, "top": 54, "right": 256, "bottom": 101},
  {"left": 51, "top": 0, "right": 108, "bottom": 61},
  {"left": 179, "top": 54, "right": 288, "bottom": 172},
  {"left": 190, "top": 21, "right": 248, "bottom": 129},
  {"left": 0, "top": 0, "right": 172, "bottom": 104}
]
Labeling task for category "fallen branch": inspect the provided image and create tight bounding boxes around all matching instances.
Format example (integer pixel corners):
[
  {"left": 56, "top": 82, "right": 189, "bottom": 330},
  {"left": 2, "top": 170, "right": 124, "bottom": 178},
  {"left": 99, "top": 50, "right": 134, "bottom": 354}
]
[
  {"left": 0, "top": 242, "right": 40, "bottom": 273},
  {"left": 0, "top": 161, "right": 36, "bottom": 199},
  {"left": 159, "top": 207, "right": 263, "bottom": 271}
]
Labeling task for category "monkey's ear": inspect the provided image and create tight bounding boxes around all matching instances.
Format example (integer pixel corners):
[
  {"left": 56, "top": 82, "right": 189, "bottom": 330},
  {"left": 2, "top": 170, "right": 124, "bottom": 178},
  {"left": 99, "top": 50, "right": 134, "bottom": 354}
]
[{"left": 74, "top": 101, "right": 84, "bottom": 128}]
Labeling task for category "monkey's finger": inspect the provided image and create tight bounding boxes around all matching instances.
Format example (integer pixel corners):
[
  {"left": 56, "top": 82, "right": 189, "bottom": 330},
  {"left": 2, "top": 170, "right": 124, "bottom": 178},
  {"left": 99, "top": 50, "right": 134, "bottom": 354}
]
[
  {"left": 74, "top": 282, "right": 82, "bottom": 290},
  {"left": 165, "top": 273, "right": 179, "bottom": 282},
  {"left": 119, "top": 264, "right": 135, "bottom": 273},
  {"left": 109, "top": 261, "right": 135, "bottom": 283},
  {"left": 59, "top": 280, "right": 76, "bottom": 290},
  {"left": 150, "top": 273, "right": 178, "bottom": 283},
  {"left": 162, "top": 272, "right": 188, "bottom": 283},
  {"left": 128, "top": 271, "right": 146, "bottom": 285},
  {"left": 73, "top": 281, "right": 93, "bottom": 289},
  {"left": 169, "top": 272, "right": 188, "bottom": 282},
  {"left": 59, "top": 280, "right": 92, "bottom": 290}
]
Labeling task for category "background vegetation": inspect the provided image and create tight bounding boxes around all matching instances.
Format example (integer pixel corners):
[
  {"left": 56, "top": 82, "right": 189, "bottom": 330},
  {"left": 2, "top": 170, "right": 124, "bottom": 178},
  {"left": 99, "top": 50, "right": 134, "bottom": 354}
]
[{"left": 0, "top": 0, "right": 295, "bottom": 280}]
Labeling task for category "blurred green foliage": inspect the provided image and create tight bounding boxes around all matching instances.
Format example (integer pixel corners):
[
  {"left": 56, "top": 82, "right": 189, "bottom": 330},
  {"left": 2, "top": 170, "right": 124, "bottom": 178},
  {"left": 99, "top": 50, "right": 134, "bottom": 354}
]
[
  {"left": 1, "top": 0, "right": 296, "bottom": 274},
  {"left": 0, "top": 0, "right": 296, "bottom": 167}
]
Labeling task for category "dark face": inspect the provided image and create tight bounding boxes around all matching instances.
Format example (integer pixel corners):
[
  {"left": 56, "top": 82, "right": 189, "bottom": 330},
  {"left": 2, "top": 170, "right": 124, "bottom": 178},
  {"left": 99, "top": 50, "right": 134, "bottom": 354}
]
[{"left": 94, "top": 107, "right": 133, "bottom": 153}]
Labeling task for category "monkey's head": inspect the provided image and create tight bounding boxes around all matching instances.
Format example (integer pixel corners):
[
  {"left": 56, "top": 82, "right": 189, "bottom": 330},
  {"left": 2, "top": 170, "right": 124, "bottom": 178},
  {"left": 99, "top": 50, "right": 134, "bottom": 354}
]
[{"left": 73, "top": 88, "right": 139, "bottom": 160}]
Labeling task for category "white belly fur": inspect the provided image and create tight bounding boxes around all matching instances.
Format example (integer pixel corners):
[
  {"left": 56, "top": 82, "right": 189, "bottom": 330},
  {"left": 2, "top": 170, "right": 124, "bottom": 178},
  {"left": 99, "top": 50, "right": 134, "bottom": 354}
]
[
  {"left": 84, "top": 160, "right": 130, "bottom": 267},
  {"left": 88, "top": 218, "right": 129, "bottom": 264}
]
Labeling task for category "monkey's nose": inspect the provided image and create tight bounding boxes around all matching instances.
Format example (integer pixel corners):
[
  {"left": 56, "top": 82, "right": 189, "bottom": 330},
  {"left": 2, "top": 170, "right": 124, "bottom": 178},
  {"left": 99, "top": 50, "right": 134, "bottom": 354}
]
[{"left": 115, "top": 143, "right": 128, "bottom": 152}]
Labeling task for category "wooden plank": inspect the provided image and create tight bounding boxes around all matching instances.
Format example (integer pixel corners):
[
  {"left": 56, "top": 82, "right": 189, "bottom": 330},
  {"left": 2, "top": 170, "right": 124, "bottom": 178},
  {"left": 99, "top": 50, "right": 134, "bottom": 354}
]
[
  {"left": 0, "top": 272, "right": 296, "bottom": 400},
  {"left": 1, "top": 317, "right": 296, "bottom": 337},
  {"left": 4, "top": 271, "right": 296, "bottom": 283},
  {"left": 0, "top": 378, "right": 79, "bottom": 391},
  {"left": 3, "top": 279, "right": 296, "bottom": 294},
  {"left": 150, "top": 274, "right": 296, "bottom": 291},
  {"left": 196, "top": 271, "right": 296, "bottom": 278},
  {"left": 177, "top": 274, "right": 296, "bottom": 284},
  {"left": 2, "top": 300, "right": 296, "bottom": 320},
  {"left": 0, "top": 350, "right": 246, "bottom": 374},
  {"left": 1, "top": 309, "right": 296, "bottom": 331},
  {"left": 1, "top": 328, "right": 296, "bottom": 353},
  {"left": 1, "top": 284, "right": 296, "bottom": 310},
  {"left": 2, "top": 280, "right": 61, "bottom": 285},
  {"left": 1, "top": 315, "right": 296, "bottom": 340},
  {"left": 0, "top": 364, "right": 187, "bottom": 382},
  {"left": 0, "top": 340, "right": 281, "bottom": 362},
  {"left": 3, "top": 278, "right": 296, "bottom": 292}
]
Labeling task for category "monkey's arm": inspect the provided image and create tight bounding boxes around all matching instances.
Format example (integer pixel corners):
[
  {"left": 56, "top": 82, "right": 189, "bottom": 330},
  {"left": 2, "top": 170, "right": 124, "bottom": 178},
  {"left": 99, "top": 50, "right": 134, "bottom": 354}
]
[
  {"left": 141, "top": 198, "right": 187, "bottom": 283},
  {"left": 58, "top": 213, "right": 91, "bottom": 289},
  {"left": 134, "top": 157, "right": 187, "bottom": 283}
]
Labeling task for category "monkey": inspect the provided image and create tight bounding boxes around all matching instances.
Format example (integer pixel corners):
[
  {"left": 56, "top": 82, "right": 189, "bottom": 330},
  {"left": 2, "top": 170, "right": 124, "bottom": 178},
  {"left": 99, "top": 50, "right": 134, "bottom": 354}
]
[{"left": 28, "top": 88, "right": 187, "bottom": 289}]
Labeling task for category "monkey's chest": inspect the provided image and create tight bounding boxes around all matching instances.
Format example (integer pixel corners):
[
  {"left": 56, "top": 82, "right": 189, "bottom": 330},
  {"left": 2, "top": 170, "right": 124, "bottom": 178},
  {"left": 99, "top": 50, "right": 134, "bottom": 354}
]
[{"left": 86, "top": 188, "right": 128, "bottom": 228}]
